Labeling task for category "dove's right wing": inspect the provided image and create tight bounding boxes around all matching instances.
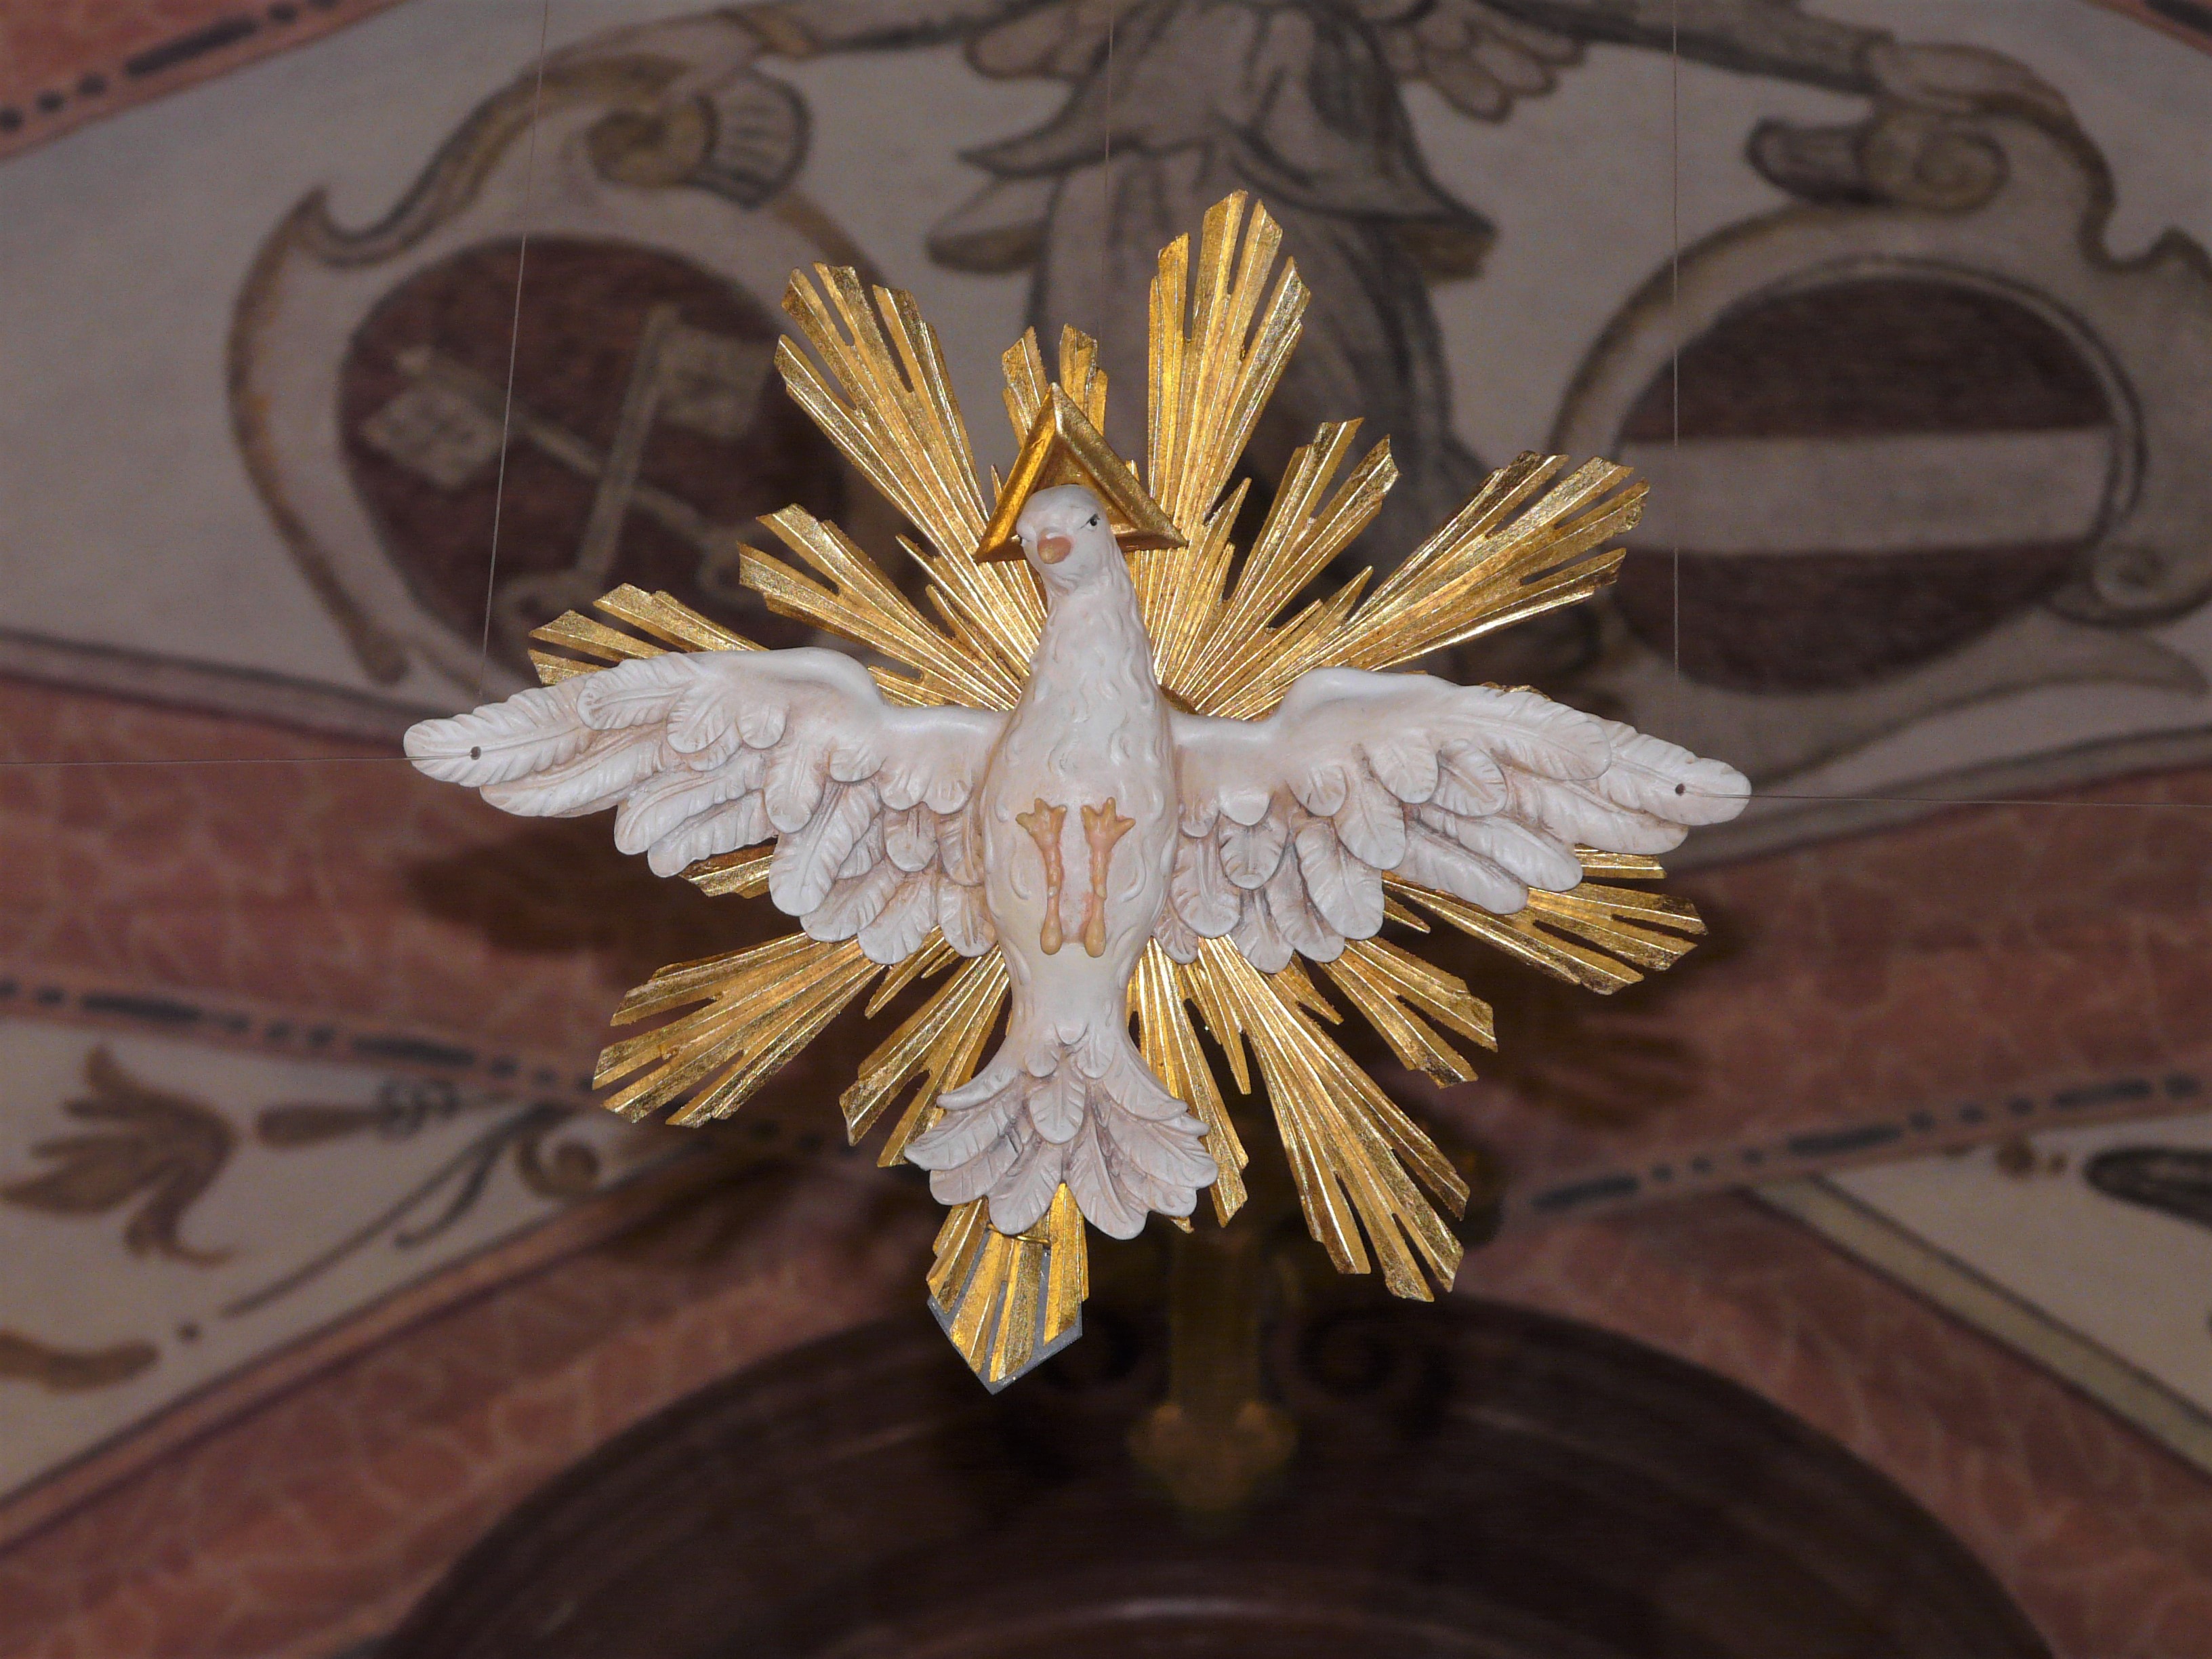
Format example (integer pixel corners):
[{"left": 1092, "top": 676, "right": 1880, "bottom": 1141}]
[
  {"left": 405, "top": 649, "right": 1004, "bottom": 965},
  {"left": 1163, "top": 668, "right": 1748, "bottom": 973}
]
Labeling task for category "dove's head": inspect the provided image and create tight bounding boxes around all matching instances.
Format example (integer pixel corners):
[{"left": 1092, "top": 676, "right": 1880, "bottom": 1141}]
[{"left": 1015, "top": 485, "right": 1122, "bottom": 598}]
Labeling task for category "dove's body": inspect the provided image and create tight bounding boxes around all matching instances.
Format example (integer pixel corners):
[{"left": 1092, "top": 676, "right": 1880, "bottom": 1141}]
[
  {"left": 907, "top": 489, "right": 1218, "bottom": 1238},
  {"left": 982, "top": 541, "right": 1174, "bottom": 1031}
]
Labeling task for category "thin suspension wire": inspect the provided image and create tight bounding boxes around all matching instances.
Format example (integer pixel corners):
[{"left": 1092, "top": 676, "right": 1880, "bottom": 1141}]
[
  {"left": 6, "top": 749, "right": 2212, "bottom": 813},
  {"left": 1669, "top": 0, "right": 1681, "bottom": 684},
  {"left": 0, "top": 760, "right": 411, "bottom": 774},
  {"left": 1098, "top": 14, "right": 1116, "bottom": 333},
  {"left": 1, "top": 756, "right": 414, "bottom": 769},
  {"left": 474, "top": 0, "right": 554, "bottom": 700},
  {"left": 1748, "top": 793, "right": 2212, "bottom": 811}
]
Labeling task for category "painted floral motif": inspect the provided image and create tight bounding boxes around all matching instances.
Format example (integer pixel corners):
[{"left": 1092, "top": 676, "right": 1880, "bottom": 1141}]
[{"left": 2, "top": 1048, "right": 237, "bottom": 1265}]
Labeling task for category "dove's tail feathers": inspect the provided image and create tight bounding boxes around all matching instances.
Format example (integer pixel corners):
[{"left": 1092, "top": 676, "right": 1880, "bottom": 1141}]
[{"left": 905, "top": 1023, "right": 1217, "bottom": 1240}]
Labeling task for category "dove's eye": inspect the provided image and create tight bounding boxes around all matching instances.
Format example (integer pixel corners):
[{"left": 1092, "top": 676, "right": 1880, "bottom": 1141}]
[{"left": 1086, "top": 514, "right": 1099, "bottom": 527}]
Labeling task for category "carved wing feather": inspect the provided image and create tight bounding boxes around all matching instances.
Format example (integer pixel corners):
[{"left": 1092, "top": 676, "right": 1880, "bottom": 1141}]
[
  {"left": 406, "top": 649, "right": 1004, "bottom": 965},
  {"left": 1166, "top": 668, "right": 1747, "bottom": 972}
]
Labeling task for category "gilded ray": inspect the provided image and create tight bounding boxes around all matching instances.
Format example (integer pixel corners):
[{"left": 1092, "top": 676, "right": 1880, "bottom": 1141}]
[
  {"left": 777, "top": 266, "right": 987, "bottom": 566},
  {"left": 777, "top": 265, "right": 1044, "bottom": 681},
  {"left": 682, "top": 846, "right": 772, "bottom": 899},
  {"left": 594, "top": 933, "right": 882, "bottom": 1126},
  {"left": 843, "top": 950, "right": 1010, "bottom": 1163},
  {"left": 593, "top": 582, "right": 754, "bottom": 652},
  {"left": 1389, "top": 872, "right": 1708, "bottom": 995},
  {"left": 1147, "top": 192, "right": 1308, "bottom": 540},
  {"left": 1190, "top": 939, "right": 1467, "bottom": 1299},
  {"left": 1173, "top": 422, "right": 1396, "bottom": 710},
  {"left": 928, "top": 1186, "right": 1087, "bottom": 1390},
  {"left": 741, "top": 506, "right": 1021, "bottom": 709},
  {"left": 1319, "top": 937, "right": 1496, "bottom": 1088},
  {"left": 1001, "top": 328, "right": 1054, "bottom": 440},
  {"left": 1132, "top": 945, "right": 1249, "bottom": 1225},
  {"left": 1216, "top": 455, "right": 1647, "bottom": 719},
  {"left": 529, "top": 609, "right": 663, "bottom": 666}
]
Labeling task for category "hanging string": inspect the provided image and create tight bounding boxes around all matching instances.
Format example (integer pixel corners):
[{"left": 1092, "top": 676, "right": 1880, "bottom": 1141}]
[
  {"left": 3, "top": 756, "right": 413, "bottom": 770},
  {"left": 1669, "top": 0, "right": 1682, "bottom": 684},
  {"left": 1746, "top": 793, "right": 2212, "bottom": 813},
  {"left": 2, "top": 1, "right": 554, "bottom": 777},
  {"left": 475, "top": 0, "right": 554, "bottom": 701},
  {"left": 2, "top": 741, "right": 2208, "bottom": 816},
  {"left": 1099, "top": 13, "right": 1116, "bottom": 340}
]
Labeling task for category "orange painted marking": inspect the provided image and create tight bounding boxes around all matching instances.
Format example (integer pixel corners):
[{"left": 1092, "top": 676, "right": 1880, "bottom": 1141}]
[
  {"left": 1078, "top": 798, "right": 1134, "bottom": 958},
  {"left": 1016, "top": 798, "right": 1068, "bottom": 954}
]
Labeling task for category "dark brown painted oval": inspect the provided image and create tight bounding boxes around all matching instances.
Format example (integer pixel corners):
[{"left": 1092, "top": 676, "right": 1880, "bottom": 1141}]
[
  {"left": 1613, "top": 276, "right": 2115, "bottom": 693},
  {"left": 340, "top": 236, "right": 842, "bottom": 671}
]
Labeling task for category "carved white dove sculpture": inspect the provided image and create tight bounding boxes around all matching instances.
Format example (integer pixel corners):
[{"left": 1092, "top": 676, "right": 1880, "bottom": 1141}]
[{"left": 405, "top": 481, "right": 1748, "bottom": 1242}]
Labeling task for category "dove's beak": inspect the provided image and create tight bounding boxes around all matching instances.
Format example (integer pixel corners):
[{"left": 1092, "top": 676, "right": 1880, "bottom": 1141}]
[{"left": 1035, "top": 533, "right": 1073, "bottom": 566}]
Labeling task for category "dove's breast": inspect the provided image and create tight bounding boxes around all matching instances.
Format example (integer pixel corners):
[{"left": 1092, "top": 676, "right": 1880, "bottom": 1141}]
[{"left": 981, "top": 585, "right": 1176, "bottom": 1008}]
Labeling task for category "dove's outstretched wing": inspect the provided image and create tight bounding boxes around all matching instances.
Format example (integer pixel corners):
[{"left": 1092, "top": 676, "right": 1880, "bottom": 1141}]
[
  {"left": 1162, "top": 668, "right": 1748, "bottom": 972},
  {"left": 405, "top": 649, "right": 1004, "bottom": 965}
]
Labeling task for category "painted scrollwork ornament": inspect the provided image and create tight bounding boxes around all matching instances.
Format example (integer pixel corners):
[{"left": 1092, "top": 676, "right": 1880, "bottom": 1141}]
[{"left": 407, "top": 194, "right": 1749, "bottom": 1387}]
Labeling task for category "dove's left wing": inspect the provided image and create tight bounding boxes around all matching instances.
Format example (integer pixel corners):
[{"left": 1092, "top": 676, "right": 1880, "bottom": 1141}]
[
  {"left": 1162, "top": 668, "right": 1748, "bottom": 972},
  {"left": 405, "top": 649, "right": 1004, "bottom": 965}
]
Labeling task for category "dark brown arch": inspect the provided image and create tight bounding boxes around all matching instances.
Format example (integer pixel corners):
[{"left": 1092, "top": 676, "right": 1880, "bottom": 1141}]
[{"left": 386, "top": 1297, "right": 2047, "bottom": 1659}]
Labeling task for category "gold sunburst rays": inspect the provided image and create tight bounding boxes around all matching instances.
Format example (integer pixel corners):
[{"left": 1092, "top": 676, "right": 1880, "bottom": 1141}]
[
  {"left": 1389, "top": 851, "right": 1708, "bottom": 997},
  {"left": 1159, "top": 419, "right": 1396, "bottom": 706},
  {"left": 775, "top": 264, "right": 987, "bottom": 566},
  {"left": 1147, "top": 192, "right": 1309, "bottom": 538},
  {"left": 594, "top": 932, "right": 883, "bottom": 1128},
  {"left": 739, "top": 506, "right": 1021, "bottom": 710},
  {"left": 1204, "top": 452, "right": 1648, "bottom": 722},
  {"left": 775, "top": 263, "right": 1045, "bottom": 679},
  {"left": 842, "top": 948, "right": 1010, "bottom": 1166},
  {"left": 526, "top": 581, "right": 753, "bottom": 685},
  {"left": 1133, "top": 945, "right": 1250, "bottom": 1224},
  {"left": 1320, "top": 937, "right": 1498, "bottom": 1088},
  {"left": 928, "top": 1185, "right": 1087, "bottom": 1390},
  {"left": 1134, "top": 192, "right": 1314, "bottom": 687},
  {"left": 519, "top": 189, "right": 1714, "bottom": 1385},
  {"left": 1187, "top": 939, "right": 1469, "bottom": 1299}
]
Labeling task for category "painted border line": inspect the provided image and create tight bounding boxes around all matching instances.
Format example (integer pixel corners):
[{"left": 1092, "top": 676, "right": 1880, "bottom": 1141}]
[
  {"left": 1513, "top": 1061, "right": 2211, "bottom": 1227},
  {"left": 0, "top": 1, "right": 415, "bottom": 165},
  {"left": 1759, "top": 1174, "right": 2212, "bottom": 1477},
  {"left": 0, "top": 960, "right": 600, "bottom": 1099}
]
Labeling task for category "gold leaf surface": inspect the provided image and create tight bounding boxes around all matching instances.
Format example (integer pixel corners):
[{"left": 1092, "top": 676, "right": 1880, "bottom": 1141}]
[
  {"left": 1189, "top": 939, "right": 1466, "bottom": 1299},
  {"left": 1390, "top": 870, "right": 1706, "bottom": 995},
  {"left": 1132, "top": 945, "right": 1248, "bottom": 1225},
  {"left": 1147, "top": 192, "right": 1309, "bottom": 541},
  {"left": 841, "top": 949, "right": 1008, "bottom": 1162},
  {"left": 741, "top": 506, "right": 1020, "bottom": 708},
  {"left": 1319, "top": 937, "right": 1496, "bottom": 1087},
  {"left": 1207, "top": 454, "right": 1646, "bottom": 720},
  {"left": 594, "top": 933, "right": 881, "bottom": 1127},
  {"left": 928, "top": 1185, "right": 1086, "bottom": 1389}
]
